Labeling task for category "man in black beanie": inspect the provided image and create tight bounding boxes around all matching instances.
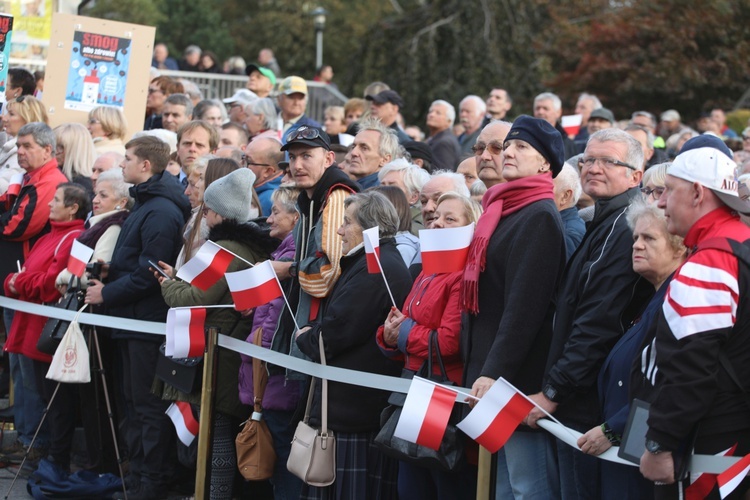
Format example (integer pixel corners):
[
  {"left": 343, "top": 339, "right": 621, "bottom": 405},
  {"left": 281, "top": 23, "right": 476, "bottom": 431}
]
[{"left": 526, "top": 128, "right": 654, "bottom": 498}]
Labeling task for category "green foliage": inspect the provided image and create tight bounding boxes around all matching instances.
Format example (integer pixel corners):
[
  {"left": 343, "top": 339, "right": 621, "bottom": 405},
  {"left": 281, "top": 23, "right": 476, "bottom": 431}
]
[
  {"left": 81, "top": 0, "right": 165, "bottom": 27},
  {"left": 727, "top": 109, "right": 750, "bottom": 135},
  {"left": 155, "top": 0, "right": 235, "bottom": 60}
]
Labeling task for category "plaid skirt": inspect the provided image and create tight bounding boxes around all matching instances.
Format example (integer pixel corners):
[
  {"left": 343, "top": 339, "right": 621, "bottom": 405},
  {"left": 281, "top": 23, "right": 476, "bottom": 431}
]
[{"left": 300, "top": 430, "right": 398, "bottom": 500}]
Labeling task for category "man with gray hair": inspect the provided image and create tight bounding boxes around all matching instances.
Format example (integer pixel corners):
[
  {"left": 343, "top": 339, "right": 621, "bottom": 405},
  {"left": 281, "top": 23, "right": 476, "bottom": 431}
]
[
  {"left": 426, "top": 99, "right": 461, "bottom": 172},
  {"left": 625, "top": 124, "right": 657, "bottom": 170},
  {"left": 161, "top": 94, "right": 194, "bottom": 133},
  {"left": 243, "top": 137, "right": 284, "bottom": 215},
  {"left": 573, "top": 92, "right": 603, "bottom": 149},
  {"left": 527, "top": 128, "right": 653, "bottom": 498},
  {"left": 419, "top": 170, "right": 469, "bottom": 228},
  {"left": 533, "top": 92, "right": 577, "bottom": 159},
  {"left": 458, "top": 95, "right": 487, "bottom": 157},
  {"left": 553, "top": 163, "right": 585, "bottom": 259},
  {"left": 92, "top": 152, "right": 125, "bottom": 189},
  {"left": 178, "top": 44, "right": 201, "bottom": 72},
  {"left": 349, "top": 118, "right": 401, "bottom": 189},
  {"left": 379, "top": 158, "right": 431, "bottom": 233},
  {"left": 0, "top": 122, "right": 68, "bottom": 463}
]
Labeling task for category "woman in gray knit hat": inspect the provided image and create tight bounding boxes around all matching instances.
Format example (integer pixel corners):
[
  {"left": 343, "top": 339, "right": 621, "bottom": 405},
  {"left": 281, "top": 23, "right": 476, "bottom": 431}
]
[{"left": 154, "top": 164, "right": 280, "bottom": 499}]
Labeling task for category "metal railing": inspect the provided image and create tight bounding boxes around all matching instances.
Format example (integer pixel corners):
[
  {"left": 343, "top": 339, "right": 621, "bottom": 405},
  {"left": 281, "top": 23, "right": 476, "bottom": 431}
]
[{"left": 160, "top": 69, "right": 348, "bottom": 124}]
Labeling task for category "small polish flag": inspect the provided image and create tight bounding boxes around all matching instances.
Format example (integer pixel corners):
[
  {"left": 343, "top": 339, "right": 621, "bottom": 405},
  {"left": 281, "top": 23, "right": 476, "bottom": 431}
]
[
  {"left": 420, "top": 224, "right": 474, "bottom": 274},
  {"left": 457, "top": 377, "right": 534, "bottom": 453},
  {"left": 166, "top": 401, "right": 199, "bottom": 446},
  {"left": 67, "top": 240, "right": 94, "bottom": 278},
  {"left": 166, "top": 307, "right": 206, "bottom": 358},
  {"left": 718, "top": 452, "right": 750, "bottom": 498},
  {"left": 363, "top": 226, "right": 380, "bottom": 274},
  {"left": 176, "top": 240, "right": 234, "bottom": 291},
  {"left": 225, "top": 260, "right": 283, "bottom": 311},
  {"left": 394, "top": 377, "right": 457, "bottom": 450},
  {"left": 562, "top": 114, "right": 583, "bottom": 137},
  {"left": 7, "top": 173, "right": 23, "bottom": 197}
]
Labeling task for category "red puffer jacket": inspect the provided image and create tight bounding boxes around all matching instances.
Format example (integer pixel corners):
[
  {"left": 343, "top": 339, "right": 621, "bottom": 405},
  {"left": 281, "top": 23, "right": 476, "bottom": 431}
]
[
  {"left": 4, "top": 219, "right": 84, "bottom": 362},
  {"left": 376, "top": 270, "right": 463, "bottom": 384}
]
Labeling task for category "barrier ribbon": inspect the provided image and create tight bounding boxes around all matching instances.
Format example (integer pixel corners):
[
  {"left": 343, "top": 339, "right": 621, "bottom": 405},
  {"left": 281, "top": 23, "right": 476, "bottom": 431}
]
[{"left": 0, "top": 296, "right": 743, "bottom": 474}]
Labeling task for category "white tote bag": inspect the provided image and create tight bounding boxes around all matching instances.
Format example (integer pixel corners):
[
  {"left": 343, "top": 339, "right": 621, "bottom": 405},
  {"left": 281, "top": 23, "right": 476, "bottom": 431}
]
[{"left": 46, "top": 304, "right": 91, "bottom": 383}]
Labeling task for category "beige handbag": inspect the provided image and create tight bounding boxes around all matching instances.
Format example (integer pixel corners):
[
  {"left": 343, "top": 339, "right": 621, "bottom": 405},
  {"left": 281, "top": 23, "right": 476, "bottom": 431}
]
[{"left": 286, "top": 334, "right": 336, "bottom": 487}]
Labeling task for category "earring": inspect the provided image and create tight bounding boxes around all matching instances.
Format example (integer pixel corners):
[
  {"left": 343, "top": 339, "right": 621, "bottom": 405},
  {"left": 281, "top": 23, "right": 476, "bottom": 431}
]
[{"left": 115, "top": 205, "right": 121, "bottom": 210}]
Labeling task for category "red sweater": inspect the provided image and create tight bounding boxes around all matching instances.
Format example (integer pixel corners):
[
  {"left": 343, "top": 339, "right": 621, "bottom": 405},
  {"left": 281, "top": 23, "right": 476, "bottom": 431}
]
[
  {"left": 377, "top": 270, "right": 464, "bottom": 383},
  {"left": 4, "top": 219, "right": 84, "bottom": 362}
]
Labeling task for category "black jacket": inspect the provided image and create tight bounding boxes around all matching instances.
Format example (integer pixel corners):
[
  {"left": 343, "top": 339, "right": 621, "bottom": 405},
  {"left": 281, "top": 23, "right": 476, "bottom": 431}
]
[
  {"left": 543, "top": 187, "right": 652, "bottom": 427},
  {"left": 102, "top": 171, "right": 191, "bottom": 341},
  {"left": 296, "top": 240, "right": 412, "bottom": 433},
  {"left": 462, "top": 200, "right": 566, "bottom": 397}
]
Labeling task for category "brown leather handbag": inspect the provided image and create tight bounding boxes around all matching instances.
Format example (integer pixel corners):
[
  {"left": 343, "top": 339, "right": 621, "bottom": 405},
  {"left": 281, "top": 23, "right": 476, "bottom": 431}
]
[{"left": 235, "top": 327, "right": 276, "bottom": 480}]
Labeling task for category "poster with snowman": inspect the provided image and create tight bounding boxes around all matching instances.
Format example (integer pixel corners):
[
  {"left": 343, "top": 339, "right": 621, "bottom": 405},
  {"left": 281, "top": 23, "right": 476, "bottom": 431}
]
[{"left": 64, "top": 30, "right": 130, "bottom": 112}]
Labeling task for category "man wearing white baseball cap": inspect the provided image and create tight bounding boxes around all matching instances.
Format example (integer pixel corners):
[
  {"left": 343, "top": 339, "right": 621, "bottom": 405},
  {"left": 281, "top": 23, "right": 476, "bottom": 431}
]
[{"left": 638, "top": 134, "right": 750, "bottom": 498}]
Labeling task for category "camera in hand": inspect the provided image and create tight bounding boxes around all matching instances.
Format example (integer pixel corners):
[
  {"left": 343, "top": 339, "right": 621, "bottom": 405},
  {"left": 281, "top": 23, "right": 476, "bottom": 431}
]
[{"left": 86, "top": 262, "right": 103, "bottom": 280}]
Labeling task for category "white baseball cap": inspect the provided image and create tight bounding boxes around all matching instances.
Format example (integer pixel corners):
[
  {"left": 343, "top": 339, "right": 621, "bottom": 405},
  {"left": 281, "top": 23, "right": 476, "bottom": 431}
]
[{"left": 669, "top": 139, "right": 750, "bottom": 215}]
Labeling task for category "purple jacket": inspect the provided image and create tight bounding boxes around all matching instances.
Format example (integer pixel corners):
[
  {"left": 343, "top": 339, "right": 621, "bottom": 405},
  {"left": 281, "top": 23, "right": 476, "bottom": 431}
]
[{"left": 238, "top": 234, "right": 303, "bottom": 410}]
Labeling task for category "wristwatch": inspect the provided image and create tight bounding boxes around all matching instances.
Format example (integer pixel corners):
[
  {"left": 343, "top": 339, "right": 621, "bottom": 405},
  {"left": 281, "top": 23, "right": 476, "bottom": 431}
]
[
  {"left": 542, "top": 384, "right": 559, "bottom": 403},
  {"left": 645, "top": 439, "right": 665, "bottom": 454},
  {"left": 288, "top": 261, "right": 298, "bottom": 278}
]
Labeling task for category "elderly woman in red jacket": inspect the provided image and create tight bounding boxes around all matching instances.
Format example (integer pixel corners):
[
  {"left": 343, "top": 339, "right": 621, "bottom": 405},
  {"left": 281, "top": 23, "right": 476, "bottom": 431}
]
[
  {"left": 376, "top": 191, "right": 482, "bottom": 500},
  {"left": 4, "top": 182, "right": 90, "bottom": 471}
]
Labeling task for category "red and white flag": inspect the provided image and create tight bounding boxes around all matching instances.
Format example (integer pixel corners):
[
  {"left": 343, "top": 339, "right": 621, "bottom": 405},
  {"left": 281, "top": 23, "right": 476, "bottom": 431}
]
[
  {"left": 225, "top": 260, "right": 283, "bottom": 311},
  {"left": 562, "top": 114, "right": 583, "bottom": 137},
  {"left": 718, "top": 452, "right": 750, "bottom": 498},
  {"left": 394, "top": 376, "right": 457, "bottom": 450},
  {"left": 7, "top": 172, "right": 23, "bottom": 197},
  {"left": 363, "top": 226, "right": 380, "bottom": 274},
  {"left": 176, "top": 240, "right": 234, "bottom": 291},
  {"left": 420, "top": 224, "right": 474, "bottom": 274},
  {"left": 685, "top": 445, "right": 737, "bottom": 500},
  {"left": 166, "top": 401, "right": 199, "bottom": 446},
  {"left": 67, "top": 240, "right": 94, "bottom": 278},
  {"left": 165, "top": 307, "right": 206, "bottom": 358},
  {"left": 457, "top": 377, "right": 534, "bottom": 453}
]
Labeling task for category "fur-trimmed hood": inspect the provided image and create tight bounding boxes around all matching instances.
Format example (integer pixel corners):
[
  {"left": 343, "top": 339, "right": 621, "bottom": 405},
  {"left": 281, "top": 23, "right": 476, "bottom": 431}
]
[{"left": 208, "top": 218, "right": 280, "bottom": 257}]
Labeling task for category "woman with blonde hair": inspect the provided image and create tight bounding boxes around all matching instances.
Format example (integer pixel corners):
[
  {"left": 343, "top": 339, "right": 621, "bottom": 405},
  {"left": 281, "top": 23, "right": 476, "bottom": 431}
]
[
  {"left": 88, "top": 106, "right": 128, "bottom": 155},
  {"left": 54, "top": 123, "right": 96, "bottom": 196},
  {"left": 0, "top": 96, "right": 48, "bottom": 195}
]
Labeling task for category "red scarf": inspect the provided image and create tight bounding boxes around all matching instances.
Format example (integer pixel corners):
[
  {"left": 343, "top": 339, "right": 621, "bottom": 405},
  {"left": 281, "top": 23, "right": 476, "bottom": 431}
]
[{"left": 461, "top": 174, "right": 555, "bottom": 314}]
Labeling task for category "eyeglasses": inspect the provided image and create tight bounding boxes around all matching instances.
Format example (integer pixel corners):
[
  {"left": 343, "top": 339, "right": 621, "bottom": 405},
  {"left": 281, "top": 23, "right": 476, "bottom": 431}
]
[
  {"left": 640, "top": 186, "right": 665, "bottom": 198},
  {"left": 242, "top": 155, "right": 271, "bottom": 168},
  {"left": 201, "top": 205, "right": 211, "bottom": 216},
  {"left": 472, "top": 141, "right": 504, "bottom": 156},
  {"left": 147, "top": 87, "right": 163, "bottom": 95},
  {"left": 743, "top": 135, "right": 750, "bottom": 141},
  {"left": 580, "top": 156, "right": 637, "bottom": 170},
  {"left": 87, "top": 118, "right": 101, "bottom": 125},
  {"left": 286, "top": 126, "right": 322, "bottom": 143}
]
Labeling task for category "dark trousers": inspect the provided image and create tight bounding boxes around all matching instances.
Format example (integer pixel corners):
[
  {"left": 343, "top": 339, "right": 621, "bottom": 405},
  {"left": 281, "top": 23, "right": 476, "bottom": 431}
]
[
  {"left": 118, "top": 339, "right": 176, "bottom": 489},
  {"left": 33, "top": 360, "right": 77, "bottom": 469}
]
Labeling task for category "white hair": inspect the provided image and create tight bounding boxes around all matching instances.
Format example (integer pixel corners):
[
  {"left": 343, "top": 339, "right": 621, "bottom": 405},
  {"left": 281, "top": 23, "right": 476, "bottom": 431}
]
[
  {"left": 431, "top": 100, "right": 456, "bottom": 127},
  {"left": 577, "top": 92, "right": 602, "bottom": 109},
  {"left": 460, "top": 95, "right": 487, "bottom": 116},
  {"left": 378, "top": 158, "right": 431, "bottom": 197},
  {"left": 430, "top": 170, "right": 470, "bottom": 197},
  {"left": 556, "top": 163, "right": 583, "bottom": 205},
  {"left": 534, "top": 92, "right": 562, "bottom": 111},
  {"left": 133, "top": 128, "right": 178, "bottom": 154}
]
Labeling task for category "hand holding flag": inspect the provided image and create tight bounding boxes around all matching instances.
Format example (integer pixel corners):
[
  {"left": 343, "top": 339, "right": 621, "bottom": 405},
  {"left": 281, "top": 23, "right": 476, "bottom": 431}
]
[
  {"left": 176, "top": 240, "right": 235, "bottom": 291},
  {"left": 457, "top": 377, "right": 534, "bottom": 453}
]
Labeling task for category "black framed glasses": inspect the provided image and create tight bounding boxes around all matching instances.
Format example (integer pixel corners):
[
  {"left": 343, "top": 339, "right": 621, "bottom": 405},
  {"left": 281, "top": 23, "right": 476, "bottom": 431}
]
[
  {"left": 472, "top": 141, "right": 503, "bottom": 156},
  {"left": 286, "top": 126, "right": 322, "bottom": 143},
  {"left": 580, "top": 156, "right": 637, "bottom": 170},
  {"left": 147, "top": 87, "right": 163, "bottom": 95},
  {"left": 242, "top": 154, "right": 271, "bottom": 168},
  {"left": 640, "top": 186, "right": 665, "bottom": 198}
]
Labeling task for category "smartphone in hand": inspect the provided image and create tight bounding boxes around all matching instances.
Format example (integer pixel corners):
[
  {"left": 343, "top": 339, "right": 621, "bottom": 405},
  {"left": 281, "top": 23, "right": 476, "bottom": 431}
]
[{"left": 148, "top": 260, "right": 171, "bottom": 280}]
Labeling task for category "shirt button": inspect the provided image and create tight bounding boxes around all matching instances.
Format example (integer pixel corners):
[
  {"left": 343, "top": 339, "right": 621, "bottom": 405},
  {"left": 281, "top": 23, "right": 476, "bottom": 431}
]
[{"left": 618, "top": 380, "right": 623, "bottom": 387}]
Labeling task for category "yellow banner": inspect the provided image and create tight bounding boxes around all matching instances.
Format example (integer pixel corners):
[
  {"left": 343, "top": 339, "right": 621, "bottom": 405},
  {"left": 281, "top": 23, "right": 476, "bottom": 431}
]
[{"left": 10, "top": 0, "right": 52, "bottom": 40}]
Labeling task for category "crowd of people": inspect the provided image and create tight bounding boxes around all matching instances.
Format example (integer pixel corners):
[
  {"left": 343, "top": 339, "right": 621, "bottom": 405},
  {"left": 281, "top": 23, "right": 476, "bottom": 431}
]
[{"left": 1, "top": 56, "right": 750, "bottom": 500}]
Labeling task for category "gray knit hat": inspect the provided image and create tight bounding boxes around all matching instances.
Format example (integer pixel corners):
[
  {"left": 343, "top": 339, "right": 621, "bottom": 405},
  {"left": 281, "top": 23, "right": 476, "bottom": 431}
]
[{"left": 203, "top": 168, "right": 257, "bottom": 222}]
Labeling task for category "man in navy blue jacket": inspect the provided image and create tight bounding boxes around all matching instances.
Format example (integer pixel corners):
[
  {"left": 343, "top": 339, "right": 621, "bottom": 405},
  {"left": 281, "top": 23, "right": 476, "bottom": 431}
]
[{"left": 86, "top": 135, "right": 190, "bottom": 499}]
